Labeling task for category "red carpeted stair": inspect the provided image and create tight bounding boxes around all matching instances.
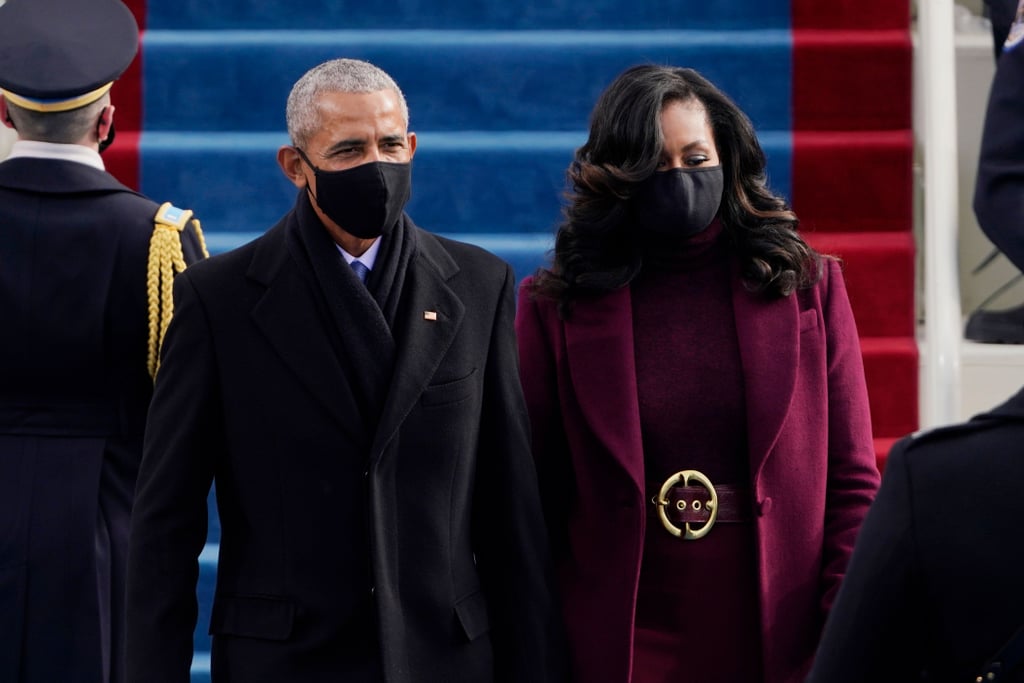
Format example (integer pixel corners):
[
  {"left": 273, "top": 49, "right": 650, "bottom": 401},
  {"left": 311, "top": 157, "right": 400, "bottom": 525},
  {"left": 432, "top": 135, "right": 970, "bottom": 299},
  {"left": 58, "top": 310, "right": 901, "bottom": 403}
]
[
  {"left": 791, "top": 0, "right": 916, "bottom": 471},
  {"left": 104, "top": 1, "right": 145, "bottom": 192}
]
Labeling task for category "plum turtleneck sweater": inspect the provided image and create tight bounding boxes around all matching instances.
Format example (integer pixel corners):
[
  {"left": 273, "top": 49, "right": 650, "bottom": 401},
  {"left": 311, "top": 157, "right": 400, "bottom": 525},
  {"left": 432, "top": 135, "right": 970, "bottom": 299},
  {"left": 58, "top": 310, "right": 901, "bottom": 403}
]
[{"left": 629, "top": 218, "right": 763, "bottom": 682}]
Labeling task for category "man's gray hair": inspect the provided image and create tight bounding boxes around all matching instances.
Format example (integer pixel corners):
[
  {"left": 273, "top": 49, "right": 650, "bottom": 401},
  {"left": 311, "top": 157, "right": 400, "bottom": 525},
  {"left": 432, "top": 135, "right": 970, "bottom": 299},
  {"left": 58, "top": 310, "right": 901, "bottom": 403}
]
[
  {"left": 286, "top": 58, "right": 409, "bottom": 148},
  {"left": 6, "top": 95, "right": 108, "bottom": 144}
]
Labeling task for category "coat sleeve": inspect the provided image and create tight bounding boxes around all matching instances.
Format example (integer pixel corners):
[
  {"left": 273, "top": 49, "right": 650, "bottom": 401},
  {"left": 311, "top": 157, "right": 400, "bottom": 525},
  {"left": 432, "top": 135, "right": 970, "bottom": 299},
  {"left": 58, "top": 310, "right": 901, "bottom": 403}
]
[
  {"left": 472, "top": 267, "right": 568, "bottom": 682},
  {"left": 806, "top": 436, "right": 925, "bottom": 682},
  {"left": 974, "top": 39, "right": 1024, "bottom": 273},
  {"left": 820, "top": 259, "right": 882, "bottom": 610},
  {"left": 513, "top": 280, "right": 574, "bottom": 550},
  {"left": 126, "top": 271, "right": 222, "bottom": 683}
]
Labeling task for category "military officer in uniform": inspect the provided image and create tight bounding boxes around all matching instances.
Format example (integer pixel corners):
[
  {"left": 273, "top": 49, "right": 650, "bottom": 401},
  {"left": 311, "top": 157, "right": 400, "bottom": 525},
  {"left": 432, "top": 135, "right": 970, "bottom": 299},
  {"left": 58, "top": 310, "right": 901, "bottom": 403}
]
[
  {"left": 806, "top": 385, "right": 1024, "bottom": 681},
  {"left": 0, "top": 0, "right": 206, "bottom": 681},
  {"left": 965, "top": 0, "right": 1024, "bottom": 343}
]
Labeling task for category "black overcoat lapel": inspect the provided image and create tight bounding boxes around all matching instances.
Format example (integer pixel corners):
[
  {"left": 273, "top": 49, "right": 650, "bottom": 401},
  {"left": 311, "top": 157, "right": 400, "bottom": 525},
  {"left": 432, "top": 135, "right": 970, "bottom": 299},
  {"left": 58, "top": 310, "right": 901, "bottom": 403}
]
[
  {"left": 370, "top": 232, "right": 464, "bottom": 463},
  {"left": 246, "top": 216, "right": 367, "bottom": 445}
]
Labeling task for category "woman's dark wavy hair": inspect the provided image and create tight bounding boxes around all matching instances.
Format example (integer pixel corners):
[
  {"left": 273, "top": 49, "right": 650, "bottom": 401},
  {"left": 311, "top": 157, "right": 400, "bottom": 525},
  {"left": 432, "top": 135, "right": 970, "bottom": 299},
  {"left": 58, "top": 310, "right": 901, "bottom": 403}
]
[{"left": 531, "top": 64, "right": 823, "bottom": 317}]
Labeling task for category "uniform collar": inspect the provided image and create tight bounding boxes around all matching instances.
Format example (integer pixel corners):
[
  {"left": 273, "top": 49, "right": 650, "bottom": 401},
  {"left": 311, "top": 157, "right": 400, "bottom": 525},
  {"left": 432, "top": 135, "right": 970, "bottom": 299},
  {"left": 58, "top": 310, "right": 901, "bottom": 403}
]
[{"left": 7, "top": 139, "right": 104, "bottom": 171}]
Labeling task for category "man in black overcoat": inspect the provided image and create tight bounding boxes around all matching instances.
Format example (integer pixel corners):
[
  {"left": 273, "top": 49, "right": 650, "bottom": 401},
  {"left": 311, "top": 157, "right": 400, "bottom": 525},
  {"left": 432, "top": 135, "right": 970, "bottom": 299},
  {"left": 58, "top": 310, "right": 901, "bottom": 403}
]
[
  {"left": 806, "top": 387, "right": 1024, "bottom": 682},
  {"left": 125, "top": 58, "right": 565, "bottom": 682},
  {"left": 0, "top": 1, "right": 205, "bottom": 681}
]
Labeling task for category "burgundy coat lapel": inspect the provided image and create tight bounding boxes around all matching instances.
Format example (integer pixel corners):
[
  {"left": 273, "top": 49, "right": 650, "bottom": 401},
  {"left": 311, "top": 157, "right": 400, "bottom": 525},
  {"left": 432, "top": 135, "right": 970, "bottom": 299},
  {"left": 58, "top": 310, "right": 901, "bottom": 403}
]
[
  {"left": 563, "top": 287, "right": 645, "bottom": 494},
  {"left": 561, "top": 267, "right": 800, "bottom": 495},
  {"left": 731, "top": 265, "right": 799, "bottom": 483}
]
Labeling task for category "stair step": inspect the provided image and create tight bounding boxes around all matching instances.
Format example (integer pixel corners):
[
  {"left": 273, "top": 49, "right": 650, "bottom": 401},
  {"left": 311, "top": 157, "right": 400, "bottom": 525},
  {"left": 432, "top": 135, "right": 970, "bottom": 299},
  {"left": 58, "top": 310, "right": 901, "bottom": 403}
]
[
  {"left": 793, "top": 30, "right": 912, "bottom": 131},
  {"left": 793, "top": 1, "right": 910, "bottom": 31},
  {"left": 141, "top": 29, "right": 794, "bottom": 133},
  {"left": 145, "top": 1, "right": 791, "bottom": 31},
  {"left": 792, "top": 130, "right": 912, "bottom": 233},
  {"left": 805, "top": 231, "right": 915, "bottom": 338},
  {"left": 860, "top": 336, "right": 920, "bottom": 440},
  {"left": 190, "top": 653, "right": 210, "bottom": 682},
  {"left": 140, "top": 0, "right": 911, "bottom": 33}
]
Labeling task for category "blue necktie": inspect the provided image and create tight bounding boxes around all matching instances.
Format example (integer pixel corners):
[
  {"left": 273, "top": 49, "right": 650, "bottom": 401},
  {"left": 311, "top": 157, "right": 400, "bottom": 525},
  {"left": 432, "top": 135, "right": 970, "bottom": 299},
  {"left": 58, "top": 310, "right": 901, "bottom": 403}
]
[{"left": 350, "top": 259, "right": 370, "bottom": 284}]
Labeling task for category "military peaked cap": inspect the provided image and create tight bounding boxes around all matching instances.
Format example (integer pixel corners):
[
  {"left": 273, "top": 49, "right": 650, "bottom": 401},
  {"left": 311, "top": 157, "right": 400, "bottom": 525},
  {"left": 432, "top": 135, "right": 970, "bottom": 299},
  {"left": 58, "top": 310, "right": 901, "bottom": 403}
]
[{"left": 0, "top": 0, "right": 138, "bottom": 112}]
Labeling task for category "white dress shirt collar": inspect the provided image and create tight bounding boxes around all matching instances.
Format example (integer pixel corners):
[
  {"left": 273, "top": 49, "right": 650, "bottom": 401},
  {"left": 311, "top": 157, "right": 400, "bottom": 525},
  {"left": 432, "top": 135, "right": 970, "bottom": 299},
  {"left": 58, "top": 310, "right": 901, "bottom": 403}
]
[
  {"left": 7, "top": 140, "right": 105, "bottom": 171},
  {"left": 337, "top": 237, "right": 382, "bottom": 271}
]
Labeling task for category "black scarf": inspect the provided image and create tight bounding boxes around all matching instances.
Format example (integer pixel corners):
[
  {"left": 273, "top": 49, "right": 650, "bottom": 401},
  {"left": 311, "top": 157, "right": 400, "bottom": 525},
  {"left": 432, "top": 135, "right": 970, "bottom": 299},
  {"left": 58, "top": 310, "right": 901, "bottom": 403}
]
[{"left": 288, "top": 191, "right": 417, "bottom": 428}]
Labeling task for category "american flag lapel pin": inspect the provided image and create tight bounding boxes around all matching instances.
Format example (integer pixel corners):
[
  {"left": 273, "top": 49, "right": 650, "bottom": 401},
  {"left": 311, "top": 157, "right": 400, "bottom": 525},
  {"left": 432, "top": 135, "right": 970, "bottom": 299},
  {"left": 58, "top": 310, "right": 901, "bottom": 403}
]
[{"left": 423, "top": 311, "right": 438, "bottom": 321}]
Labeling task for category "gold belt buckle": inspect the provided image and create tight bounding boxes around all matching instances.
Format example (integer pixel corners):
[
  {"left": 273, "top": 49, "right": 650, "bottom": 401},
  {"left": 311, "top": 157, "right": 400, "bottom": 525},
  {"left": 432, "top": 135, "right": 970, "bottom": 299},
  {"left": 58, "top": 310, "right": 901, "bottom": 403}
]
[{"left": 654, "top": 469, "right": 718, "bottom": 540}]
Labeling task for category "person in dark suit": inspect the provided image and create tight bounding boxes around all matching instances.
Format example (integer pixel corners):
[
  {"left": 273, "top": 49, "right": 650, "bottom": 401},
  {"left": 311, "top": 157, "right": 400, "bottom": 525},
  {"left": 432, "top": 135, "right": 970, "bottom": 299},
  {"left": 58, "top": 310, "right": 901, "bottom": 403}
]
[
  {"left": 984, "top": 0, "right": 1020, "bottom": 58},
  {"left": 125, "top": 58, "right": 564, "bottom": 683},
  {"left": 0, "top": 1, "right": 206, "bottom": 682},
  {"left": 964, "top": 0, "right": 1024, "bottom": 343},
  {"left": 515, "top": 65, "right": 880, "bottom": 683},
  {"left": 806, "top": 389, "right": 1024, "bottom": 682}
]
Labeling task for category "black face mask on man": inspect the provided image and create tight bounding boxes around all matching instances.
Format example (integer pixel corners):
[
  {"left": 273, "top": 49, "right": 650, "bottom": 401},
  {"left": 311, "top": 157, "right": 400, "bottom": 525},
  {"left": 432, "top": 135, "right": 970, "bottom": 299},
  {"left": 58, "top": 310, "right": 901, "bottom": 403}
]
[
  {"left": 296, "top": 148, "right": 411, "bottom": 239},
  {"left": 632, "top": 166, "right": 724, "bottom": 238}
]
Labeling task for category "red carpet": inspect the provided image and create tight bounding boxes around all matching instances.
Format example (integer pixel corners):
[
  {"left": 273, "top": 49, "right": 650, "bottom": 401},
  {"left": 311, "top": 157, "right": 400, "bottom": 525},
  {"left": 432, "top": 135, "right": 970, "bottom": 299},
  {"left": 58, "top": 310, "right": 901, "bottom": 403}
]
[
  {"left": 104, "top": 0, "right": 145, "bottom": 189},
  {"left": 793, "top": 1, "right": 915, "bottom": 471}
]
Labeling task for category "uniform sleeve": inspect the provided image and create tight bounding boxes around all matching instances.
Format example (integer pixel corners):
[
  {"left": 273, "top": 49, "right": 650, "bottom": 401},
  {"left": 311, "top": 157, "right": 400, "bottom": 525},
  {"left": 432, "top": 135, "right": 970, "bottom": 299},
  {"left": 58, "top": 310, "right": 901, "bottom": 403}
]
[
  {"left": 820, "top": 259, "right": 883, "bottom": 609},
  {"left": 807, "top": 437, "right": 925, "bottom": 682},
  {"left": 473, "top": 267, "right": 568, "bottom": 682},
  {"left": 974, "top": 40, "right": 1024, "bottom": 273},
  {"left": 126, "top": 271, "right": 222, "bottom": 683}
]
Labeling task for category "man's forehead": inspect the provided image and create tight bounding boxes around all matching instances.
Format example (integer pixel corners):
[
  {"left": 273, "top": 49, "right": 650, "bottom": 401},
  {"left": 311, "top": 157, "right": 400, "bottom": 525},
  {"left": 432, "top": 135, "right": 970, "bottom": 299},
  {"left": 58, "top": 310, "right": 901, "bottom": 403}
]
[{"left": 316, "top": 88, "right": 401, "bottom": 111}]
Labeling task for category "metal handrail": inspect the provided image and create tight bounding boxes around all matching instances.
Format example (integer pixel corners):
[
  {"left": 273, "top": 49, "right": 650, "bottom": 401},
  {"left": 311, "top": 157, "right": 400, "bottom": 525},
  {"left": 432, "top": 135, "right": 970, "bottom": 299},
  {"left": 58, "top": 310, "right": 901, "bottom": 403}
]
[{"left": 917, "top": 0, "right": 963, "bottom": 428}]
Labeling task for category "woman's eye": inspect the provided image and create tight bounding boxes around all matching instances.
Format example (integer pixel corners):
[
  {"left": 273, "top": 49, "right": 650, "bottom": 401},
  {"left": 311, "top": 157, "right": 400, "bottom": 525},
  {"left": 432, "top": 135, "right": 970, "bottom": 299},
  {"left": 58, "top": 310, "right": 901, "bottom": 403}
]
[{"left": 686, "top": 155, "right": 709, "bottom": 166}]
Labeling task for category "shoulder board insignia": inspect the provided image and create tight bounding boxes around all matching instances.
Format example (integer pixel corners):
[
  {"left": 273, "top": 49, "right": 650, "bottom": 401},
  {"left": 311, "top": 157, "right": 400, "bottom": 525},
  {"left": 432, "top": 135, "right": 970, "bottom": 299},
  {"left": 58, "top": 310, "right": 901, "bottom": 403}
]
[
  {"left": 154, "top": 203, "right": 194, "bottom": 231},
  {"left": 147, "top": 201, "right": 207, "bottom": 380}
]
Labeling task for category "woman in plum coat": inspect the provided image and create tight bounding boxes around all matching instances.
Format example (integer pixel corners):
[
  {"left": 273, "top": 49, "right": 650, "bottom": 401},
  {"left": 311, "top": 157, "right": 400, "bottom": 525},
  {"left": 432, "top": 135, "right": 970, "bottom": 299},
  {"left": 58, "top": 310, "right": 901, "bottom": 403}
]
[{"left": 514, "top": 65, "right": 880, "bottom": 683}]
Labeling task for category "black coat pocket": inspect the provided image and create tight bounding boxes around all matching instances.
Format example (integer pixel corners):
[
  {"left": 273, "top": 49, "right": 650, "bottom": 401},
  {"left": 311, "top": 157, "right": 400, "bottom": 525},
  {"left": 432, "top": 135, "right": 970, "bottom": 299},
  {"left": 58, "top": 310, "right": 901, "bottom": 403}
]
[{"left": 209, "top": 594, "right": 295, "bottom": 641}]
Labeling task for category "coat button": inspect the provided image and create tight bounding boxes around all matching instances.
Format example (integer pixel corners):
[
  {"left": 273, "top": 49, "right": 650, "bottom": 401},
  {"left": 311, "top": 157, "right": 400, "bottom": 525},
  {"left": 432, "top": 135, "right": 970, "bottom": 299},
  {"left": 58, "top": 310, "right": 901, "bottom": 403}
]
[{"left": 758, "top": 497, "right": 773, "bottom": 516}]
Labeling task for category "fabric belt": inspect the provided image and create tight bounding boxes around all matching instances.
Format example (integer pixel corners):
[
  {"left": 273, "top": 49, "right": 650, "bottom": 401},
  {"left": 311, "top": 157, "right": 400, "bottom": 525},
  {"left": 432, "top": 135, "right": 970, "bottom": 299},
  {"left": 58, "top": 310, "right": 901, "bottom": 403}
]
[
  {"left": 655, "top": 484, "right": 752, "bottom": 525},
  {"left": 650, "top": 469, "right": 752, "bottom": 540}
]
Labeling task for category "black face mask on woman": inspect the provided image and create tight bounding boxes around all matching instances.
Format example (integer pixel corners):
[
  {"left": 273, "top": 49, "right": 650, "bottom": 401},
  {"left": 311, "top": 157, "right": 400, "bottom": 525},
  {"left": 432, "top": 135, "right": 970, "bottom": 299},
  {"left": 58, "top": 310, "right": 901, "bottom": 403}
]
[
  {"left": 632, "top": 166, "right": 724, "bottom": 238},
  {"left": 296, "top": 148, "right": 411, "bottom": 239}
]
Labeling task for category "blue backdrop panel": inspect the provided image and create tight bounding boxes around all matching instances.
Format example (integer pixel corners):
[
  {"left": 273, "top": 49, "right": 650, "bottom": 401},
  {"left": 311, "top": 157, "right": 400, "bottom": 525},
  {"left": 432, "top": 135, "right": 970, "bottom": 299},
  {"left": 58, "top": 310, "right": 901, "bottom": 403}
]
[
  {"left": 142, "top": 30, "right": 792, "bottom": 133},
  {"left": 146, "top": 0, "right": 791, "bottom": 31}
]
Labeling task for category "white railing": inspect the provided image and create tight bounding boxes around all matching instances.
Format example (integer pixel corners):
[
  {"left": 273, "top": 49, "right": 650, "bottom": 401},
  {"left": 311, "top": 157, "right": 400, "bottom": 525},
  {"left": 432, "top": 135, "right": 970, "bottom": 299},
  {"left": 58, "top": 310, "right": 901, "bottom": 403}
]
[{"left": 917, "top": 0, "right": 963, "bottom": 428}]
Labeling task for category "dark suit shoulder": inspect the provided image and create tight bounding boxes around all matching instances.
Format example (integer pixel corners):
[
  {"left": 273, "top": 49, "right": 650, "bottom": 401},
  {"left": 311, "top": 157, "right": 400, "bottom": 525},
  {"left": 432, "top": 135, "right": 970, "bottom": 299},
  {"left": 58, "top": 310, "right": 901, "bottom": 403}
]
[
  {"left": 417, "top": 230, "right": 512, "bottom": 286},
  {"left": 419, "top": 231, "right": 505, "bottom": 265},
  {"left": 183, "top": 224, "right": 277, "bottom": 284},
  {"left": 897, "top": 418, "right": 999, "bottom": 458},
  {"left": 889, "top": 401, "right": 1024, "bottom": 484},
  {"left": 903, "top": 386, "right": 1024, "bottom": 452}
]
